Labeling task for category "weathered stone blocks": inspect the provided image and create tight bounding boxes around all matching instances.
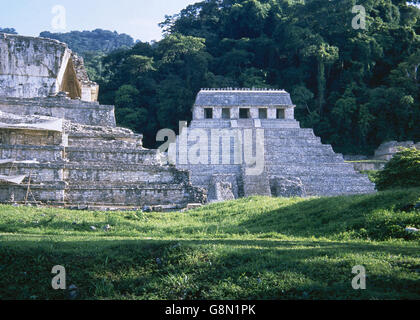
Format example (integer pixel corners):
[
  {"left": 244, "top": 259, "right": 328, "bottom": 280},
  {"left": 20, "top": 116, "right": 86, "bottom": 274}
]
[
  {"left": 0, "top": 96, "right": 116, "bottom": 127},
  {"left": 374, "top": 141, "right": 420, "bottom": 160},
  {"left": 270, "top": 177, "right": 307, "bottom": 198},
  {"left": 0, "top": 34, "right": 206, "bottom": 208},
  {"left": 173, "top": 89, "right": 376, "bottom": 199},
  {"left": 0, "top": 33, "right": 99, "bottom": 102},
  {"left": 207, "top": 174, "right": 238, "bottom": 202}
]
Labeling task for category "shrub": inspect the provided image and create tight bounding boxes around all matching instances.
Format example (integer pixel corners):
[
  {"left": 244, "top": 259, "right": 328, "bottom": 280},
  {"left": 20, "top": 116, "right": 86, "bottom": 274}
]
[
  {"left": 361, "top": 170, "right": 380, "bottom": 184},
  {"left": 376, "top": 148, "right": 420, "bottom": 191}
]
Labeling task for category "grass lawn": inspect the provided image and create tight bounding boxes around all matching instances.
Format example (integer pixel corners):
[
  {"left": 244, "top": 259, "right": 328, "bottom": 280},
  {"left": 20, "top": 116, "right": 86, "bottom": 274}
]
[
  {"left": 0, "top": 189, "right": 419, "bottom": 300},
  {"left": 346, "top": 160, "right": 388, "bottom": 163}
]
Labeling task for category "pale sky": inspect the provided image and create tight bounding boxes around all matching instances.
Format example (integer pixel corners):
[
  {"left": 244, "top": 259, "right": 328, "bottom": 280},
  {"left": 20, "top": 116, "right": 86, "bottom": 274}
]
[{"left": 0, "top": 0, "right": 199, "bottom": 42}]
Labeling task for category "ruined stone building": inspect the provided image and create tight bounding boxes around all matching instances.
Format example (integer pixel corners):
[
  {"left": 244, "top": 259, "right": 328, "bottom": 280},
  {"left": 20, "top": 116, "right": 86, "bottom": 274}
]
[
  {"left": 0, "top": 33, "right": 204, "bottom": 208},
  {"left": 374, "top": 141, "right": 420, "bottom": 161},
  {"left": 170, "top": 89, "right": 376, "bottom": 202},
  {"left": 0, "top": 33, "right": 375, "bottom": 208},
  {"left": 0, "top": 33, "right": 98, "bottom": 102}
]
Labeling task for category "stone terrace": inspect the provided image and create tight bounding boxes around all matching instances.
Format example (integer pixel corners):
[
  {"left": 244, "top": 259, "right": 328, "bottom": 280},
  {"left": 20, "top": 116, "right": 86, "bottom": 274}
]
[
  {"left": 0, "top": 33, "right": 205, "bottom": 209},
  {"left": 0, "top": 109, "right": 204, "bottom": 208}
]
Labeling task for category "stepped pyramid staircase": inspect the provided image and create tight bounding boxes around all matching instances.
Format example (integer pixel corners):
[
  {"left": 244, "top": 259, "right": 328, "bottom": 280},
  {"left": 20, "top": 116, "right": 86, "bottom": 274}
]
[{"left": 172, "top": 89, "right": 376, "bottom": 201}]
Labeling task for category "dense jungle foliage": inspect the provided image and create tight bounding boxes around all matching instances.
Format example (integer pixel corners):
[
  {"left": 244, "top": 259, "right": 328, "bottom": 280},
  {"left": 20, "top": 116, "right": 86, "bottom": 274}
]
[{"left": 8, "top": 0, "right": 420, "bottom": 151}]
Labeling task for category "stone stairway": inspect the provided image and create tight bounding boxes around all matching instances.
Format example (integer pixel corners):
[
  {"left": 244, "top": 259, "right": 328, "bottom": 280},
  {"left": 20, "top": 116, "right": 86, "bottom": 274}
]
[
  {"left": 0, "top": 117, "right": 204, "bottom": 207},
  {"left": 173, "top": 120, "right": 376, "bottom": 200}
]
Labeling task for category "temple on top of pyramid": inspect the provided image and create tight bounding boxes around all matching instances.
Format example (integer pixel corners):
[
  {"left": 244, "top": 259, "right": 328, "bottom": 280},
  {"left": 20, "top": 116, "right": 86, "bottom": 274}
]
[
  {"left": 171, "top": 88, "right": 376, "bottom": 202},
  {"left": 193, "top": 88, "right": 296, "bottom": 122}
]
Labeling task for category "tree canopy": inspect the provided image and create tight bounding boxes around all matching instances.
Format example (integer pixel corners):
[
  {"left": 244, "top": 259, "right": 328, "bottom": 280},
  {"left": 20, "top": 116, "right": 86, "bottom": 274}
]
[
  {"left": 376, "top": 147, "right": 420, "bottom": 190},
  {"left": 0, "top": 28, "right": 18, "bottom": 34},
  {"left": 39, "top": 29, "right": 135, "bottom": 80},
  {"left": 53, "top": 1, "right": 420, "bottom": 153},
  {"left": 39, "top": 29, "right": 134, "bottom": 55}
]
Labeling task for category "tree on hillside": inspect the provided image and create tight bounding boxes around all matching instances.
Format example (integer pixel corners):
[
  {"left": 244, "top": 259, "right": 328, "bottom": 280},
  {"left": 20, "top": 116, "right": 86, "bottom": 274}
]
[
  {"left": 39, "top": 29, "right": 134, "bottom": 55},
  {"left": 376, "top": 148, "right": 420, "bottom": 190},
  {"left": 0, "top": 28, "right": 18, "bottom": 34},
  {"left": 98, "top": 0, "right": 419, "bottom": 152},
  {"left": 40, "top": 29, "right": 135, "bottom": 81}
]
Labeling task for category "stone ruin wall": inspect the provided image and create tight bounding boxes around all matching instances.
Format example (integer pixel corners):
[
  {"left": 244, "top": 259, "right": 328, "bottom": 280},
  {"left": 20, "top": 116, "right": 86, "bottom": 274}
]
[
  {"left": 0, "top": 95, "right": 116, "bottom": 127},
  {"left": 0, "top": 33, "right": 205, "bottom": 209},
  {"left": 0, "top": 33, "right": 98, "bottom": 102},
  {"left": 374, "top": 141, "right": 420, "bottom": 161},
  {"left": 346, "top": 141, "right": 420, "bottom": 173},
  {"left": 0, "top": 108, "right": 205, "bottom": 208}
]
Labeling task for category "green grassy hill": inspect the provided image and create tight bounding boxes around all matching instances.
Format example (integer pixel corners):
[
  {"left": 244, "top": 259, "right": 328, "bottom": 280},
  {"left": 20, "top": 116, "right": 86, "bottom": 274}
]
[{"left": 0, "top": 189, "right": 419, "bottom": 300}]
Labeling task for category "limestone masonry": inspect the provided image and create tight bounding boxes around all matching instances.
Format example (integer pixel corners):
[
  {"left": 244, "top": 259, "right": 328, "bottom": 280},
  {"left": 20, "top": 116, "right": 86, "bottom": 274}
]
[
  {"left": 0, "top": 33, "right": 98, "bottom": 102},
  {"left": 0, "top": 33, "right": 205, "bottom": 208},
  {"left": 374, "top": 141, "right": 420, "bottom": 161},
  {"left": 171, "top": 89, "right": 376, "bottom": 202},
  {"left": 0, "top": 33, "right": 376, "bottom": 208}
]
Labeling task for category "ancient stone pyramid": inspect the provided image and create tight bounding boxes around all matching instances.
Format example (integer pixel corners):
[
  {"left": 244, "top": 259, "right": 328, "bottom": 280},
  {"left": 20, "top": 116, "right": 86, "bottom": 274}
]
[{"left": 172, "top": 89, "right": 376, "bottom": 202}]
